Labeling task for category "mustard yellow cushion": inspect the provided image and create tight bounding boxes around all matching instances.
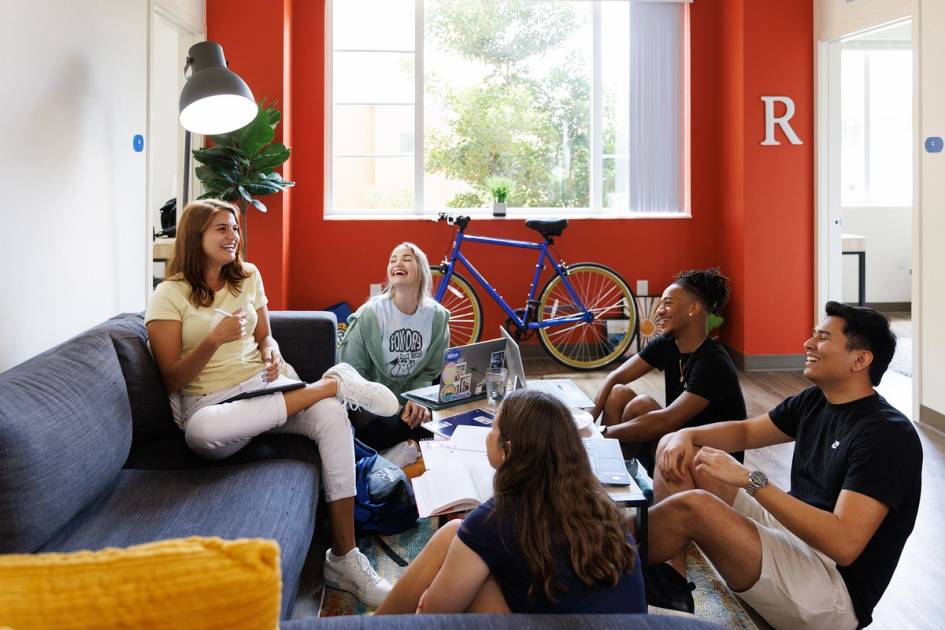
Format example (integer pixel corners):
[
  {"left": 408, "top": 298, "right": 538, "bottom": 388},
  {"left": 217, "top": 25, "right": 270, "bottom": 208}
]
[{"left": 0, "top": 537, "right": 281, "bottom": 630}]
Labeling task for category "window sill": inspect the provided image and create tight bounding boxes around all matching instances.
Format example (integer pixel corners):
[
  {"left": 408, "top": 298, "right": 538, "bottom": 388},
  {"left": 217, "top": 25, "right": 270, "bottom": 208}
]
[{"left": 324, "top": 209, "right": 692, "bottom": 221}]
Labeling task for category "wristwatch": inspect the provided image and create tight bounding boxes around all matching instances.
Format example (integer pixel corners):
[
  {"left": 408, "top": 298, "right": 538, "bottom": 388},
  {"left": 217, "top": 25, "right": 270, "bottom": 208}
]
[{"left": 745, "top": 470, "right": 769, "bottom": 497}]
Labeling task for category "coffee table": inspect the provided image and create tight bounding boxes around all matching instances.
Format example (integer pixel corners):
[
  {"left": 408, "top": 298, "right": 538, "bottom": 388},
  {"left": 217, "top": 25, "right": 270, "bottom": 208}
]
[{"left": 424, "top": 401, "right": 651, "bottom": 566}]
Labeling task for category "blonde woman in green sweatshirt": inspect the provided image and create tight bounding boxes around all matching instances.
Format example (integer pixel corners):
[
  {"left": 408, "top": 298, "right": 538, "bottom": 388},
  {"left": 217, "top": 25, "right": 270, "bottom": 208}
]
[{"left": 339, "top": 242, "right": 450, "bottom": 459}]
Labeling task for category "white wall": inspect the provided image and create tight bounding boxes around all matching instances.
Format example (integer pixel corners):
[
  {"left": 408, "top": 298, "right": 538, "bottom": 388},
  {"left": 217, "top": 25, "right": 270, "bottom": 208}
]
[
  {"left": 815, "top": 0, "right": 912, "bottom": 40},
  {"left": 0, "top": 1, "right": 148, "bottom": 371},
  {"left": 919, "top": 0, "right": 945, "bottom": 417},
  {"left": 841, "top": 206, "right": 912, "bottom": 303}
]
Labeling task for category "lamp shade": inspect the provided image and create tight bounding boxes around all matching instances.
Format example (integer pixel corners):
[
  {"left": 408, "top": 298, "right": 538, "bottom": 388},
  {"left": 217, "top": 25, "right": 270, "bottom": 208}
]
[{"left": 179, "top": 41, "right": 256, "bottom": 135}]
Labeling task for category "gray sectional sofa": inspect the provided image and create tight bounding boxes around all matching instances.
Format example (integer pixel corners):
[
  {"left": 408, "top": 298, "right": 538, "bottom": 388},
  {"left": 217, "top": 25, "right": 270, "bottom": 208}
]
[
  {"left": 0, "top": 311, "right": 336, "bottom": 620},
  {"left": 0, "top": 311, "right": 719, "bottom": 629}
]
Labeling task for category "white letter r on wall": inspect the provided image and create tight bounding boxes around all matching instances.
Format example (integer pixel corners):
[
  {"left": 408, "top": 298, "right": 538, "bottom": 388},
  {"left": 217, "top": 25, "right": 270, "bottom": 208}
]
[{"left": 760, "top": 96, "right": 803, "bottom": 146}]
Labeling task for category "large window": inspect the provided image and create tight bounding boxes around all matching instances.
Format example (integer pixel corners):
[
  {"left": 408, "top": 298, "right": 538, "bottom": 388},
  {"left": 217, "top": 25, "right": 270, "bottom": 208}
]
[
  {"left": 840, "top": 38, "right": 912, "bottom": 207},
  {"left": 327, "top": 0, "right": 688, "bottom": 218}
]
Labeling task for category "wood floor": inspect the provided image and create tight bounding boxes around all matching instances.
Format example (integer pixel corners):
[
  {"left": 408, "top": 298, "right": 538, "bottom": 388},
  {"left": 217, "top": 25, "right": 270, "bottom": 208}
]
[{"left": 527, "top": 356, "right": 942, "bottom": 630}]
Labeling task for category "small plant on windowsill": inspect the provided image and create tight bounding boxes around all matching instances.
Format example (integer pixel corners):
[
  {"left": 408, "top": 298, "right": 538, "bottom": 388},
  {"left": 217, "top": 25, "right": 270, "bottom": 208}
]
[
  {"left": 192, "top": 100, "right": 295, "bottom": 258},
  {"left": 486, "top": 176, "right": 513, "bottom": 217}
]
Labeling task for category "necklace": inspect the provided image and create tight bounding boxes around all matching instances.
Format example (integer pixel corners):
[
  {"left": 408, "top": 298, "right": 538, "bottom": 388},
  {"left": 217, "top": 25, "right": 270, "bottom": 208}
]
[{"left": 678, "top": 337, "right": 708, "bottom": 384}]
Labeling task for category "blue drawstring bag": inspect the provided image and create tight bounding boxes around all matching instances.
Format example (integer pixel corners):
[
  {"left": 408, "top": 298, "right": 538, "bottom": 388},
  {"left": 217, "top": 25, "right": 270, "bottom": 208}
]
[{"left": 353, "top": 439, "right": 419, "bottom": 535}]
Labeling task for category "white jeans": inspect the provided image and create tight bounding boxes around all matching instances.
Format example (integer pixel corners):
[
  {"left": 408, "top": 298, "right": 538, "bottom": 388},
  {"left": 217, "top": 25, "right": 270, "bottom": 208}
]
[{"left": 179, "top": 371, "right": 356, "bottom": 502}]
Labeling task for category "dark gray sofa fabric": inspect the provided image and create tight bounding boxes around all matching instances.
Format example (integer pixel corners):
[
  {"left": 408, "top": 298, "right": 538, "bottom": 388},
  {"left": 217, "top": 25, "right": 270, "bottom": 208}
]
[
  {"left": 282, "top": 615, "right": 723, "bottom": 629},
  {"left": 0, "top": 332, "right": 132, "bottom": 553},
  {"left": 39, "top": 460, "right": 319, "bottom": 619}
]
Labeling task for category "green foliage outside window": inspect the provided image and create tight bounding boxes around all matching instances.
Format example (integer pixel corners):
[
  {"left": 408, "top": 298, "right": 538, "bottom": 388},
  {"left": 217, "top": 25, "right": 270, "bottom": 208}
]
[{"left": 426, "top": 0, "right": 612, "bottom": 209}]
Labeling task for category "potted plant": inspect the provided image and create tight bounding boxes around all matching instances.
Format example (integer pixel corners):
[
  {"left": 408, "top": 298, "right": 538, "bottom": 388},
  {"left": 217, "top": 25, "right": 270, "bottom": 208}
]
[
  {"left": 485, "top": 176, "right": 513, "bottom": 217},
  {"left": 192, "top": 100, "right": 295, "bottom": 257}
]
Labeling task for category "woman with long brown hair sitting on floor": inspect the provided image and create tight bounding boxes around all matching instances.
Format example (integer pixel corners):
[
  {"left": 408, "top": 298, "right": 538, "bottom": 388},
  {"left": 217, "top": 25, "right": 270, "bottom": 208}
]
[{"left": 376, "top": 389, "right": 646, "bottom": 614}]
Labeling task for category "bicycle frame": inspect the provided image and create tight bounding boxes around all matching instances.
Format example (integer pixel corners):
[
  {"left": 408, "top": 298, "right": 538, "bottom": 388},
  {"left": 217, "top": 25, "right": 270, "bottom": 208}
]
[{"left": 433, "top": 227, "right": 594, "bottom": 331}]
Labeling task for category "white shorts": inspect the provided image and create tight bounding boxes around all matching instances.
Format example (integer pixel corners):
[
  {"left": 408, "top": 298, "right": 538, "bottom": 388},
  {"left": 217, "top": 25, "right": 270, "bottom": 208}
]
[{"left": 732, "top": 490, "right": 858, "bottom": 630}]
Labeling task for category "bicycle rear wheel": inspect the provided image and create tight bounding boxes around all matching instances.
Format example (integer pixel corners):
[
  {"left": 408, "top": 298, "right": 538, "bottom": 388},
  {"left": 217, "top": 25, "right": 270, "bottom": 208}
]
[
  {"left": 431, "top": 268, "right": 483, "bottom": 347},
  {"left": 537, "top": 263, "right": 638, "bottom": 370}
]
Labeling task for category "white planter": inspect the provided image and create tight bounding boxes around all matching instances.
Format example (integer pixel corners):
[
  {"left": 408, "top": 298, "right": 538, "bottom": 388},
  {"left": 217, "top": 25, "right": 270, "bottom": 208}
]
[{"left": 492, "top": 202, "right": 507, "bottom": 217}]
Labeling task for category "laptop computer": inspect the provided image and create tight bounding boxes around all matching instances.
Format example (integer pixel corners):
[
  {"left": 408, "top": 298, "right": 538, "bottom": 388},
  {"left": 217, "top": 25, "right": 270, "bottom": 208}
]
[
  {"left": 402, "top": 337, "right": 507, "bottom": 409},
  {"left": 582, "top": 438, "right": 634, "bottom": 485},
  {"left": 499, "top": 327, "right": 595, "bottom": 409}
]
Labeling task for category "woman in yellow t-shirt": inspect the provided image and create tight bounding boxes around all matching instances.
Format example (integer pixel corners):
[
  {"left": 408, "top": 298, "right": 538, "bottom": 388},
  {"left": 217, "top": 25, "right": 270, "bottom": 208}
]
[{"left": 146, "top": 199, "right": 397, "bottom": 607}]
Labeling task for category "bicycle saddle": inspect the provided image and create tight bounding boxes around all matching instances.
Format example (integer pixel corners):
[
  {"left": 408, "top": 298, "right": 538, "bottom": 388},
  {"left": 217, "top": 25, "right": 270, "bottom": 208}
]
[{"left": 525, "top": 218, "right": 569, "bottom": 238}]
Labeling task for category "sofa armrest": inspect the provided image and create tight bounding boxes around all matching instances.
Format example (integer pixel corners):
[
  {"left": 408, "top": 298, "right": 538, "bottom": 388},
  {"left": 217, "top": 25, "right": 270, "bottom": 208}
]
[{"left": 270, "top": 311, "right": 337, "bottom": 383}]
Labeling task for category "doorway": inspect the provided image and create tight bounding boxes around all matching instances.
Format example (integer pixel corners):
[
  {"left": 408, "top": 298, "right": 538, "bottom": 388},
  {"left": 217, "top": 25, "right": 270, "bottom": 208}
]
[{"left": 816, "top": 18, "right": 915, "bottom": 417}]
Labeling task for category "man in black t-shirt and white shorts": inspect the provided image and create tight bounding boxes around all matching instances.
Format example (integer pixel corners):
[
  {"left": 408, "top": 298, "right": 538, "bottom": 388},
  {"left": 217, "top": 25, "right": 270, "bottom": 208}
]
[
  {"left": 592, "top": 268, "right": 747, "bottom": 476},
  {"left": 646, "top": 302, "right": 922, "bottom": 628}
]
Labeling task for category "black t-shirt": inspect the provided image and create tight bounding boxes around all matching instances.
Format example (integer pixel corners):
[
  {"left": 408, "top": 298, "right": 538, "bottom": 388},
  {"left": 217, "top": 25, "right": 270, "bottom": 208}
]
[
  {"left": 639, "top": 334, "right": 747, "bottom": 428},
  {"left": 769, "top": 387, "right": 922, "bottom": 627},
  {"left": 457, "top": 498, "right": 646, "bottom": 614}
]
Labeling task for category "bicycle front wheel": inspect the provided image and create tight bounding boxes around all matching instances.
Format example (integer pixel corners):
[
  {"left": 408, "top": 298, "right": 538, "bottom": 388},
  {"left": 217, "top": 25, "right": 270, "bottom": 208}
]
[
  {"left": 431, "top": 267, "right": 483, "bottom": 347},
  {"left": 537, "top": 263, "right": 638, "bottom": 370}
]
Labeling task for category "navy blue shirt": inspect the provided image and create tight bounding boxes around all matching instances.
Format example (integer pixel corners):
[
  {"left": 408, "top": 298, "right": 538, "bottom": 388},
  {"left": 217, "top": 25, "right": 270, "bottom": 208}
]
[
  {"left": 457, "top": 498, "right": 646, "bottom": 614},
  {"left": 769, "top": 387, "right": 922, "bottom": 627}
]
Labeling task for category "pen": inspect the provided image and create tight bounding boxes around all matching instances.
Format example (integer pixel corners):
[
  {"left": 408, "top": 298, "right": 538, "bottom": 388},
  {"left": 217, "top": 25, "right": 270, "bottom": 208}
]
[{"left": 214, "top": 308, "right": 243, "bottom": 317}]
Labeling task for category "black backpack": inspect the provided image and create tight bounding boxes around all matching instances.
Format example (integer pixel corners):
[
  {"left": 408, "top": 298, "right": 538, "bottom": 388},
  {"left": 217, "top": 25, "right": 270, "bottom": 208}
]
[{"left": 353, "top": 439, "right": 419, "bottom": 536}]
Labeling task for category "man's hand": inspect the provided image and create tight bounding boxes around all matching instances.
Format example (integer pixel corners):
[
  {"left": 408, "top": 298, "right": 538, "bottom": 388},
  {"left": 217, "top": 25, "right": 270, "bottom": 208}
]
[
  {"left": 693, "top": 446, "right": 750, "bottom": 488},
  {"left": 658, "top": 430, "right": 696, "bottom": 482},
  {"left": 261, "top": 346, "right": 283, "bottom": 383},
  {"left": 401, "top": 400, "right": 431, "bottom": 428}
]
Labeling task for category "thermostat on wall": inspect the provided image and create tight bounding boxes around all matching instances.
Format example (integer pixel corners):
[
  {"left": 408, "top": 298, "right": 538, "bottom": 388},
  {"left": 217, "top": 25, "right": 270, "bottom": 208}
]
[{"left": 925, "top": 136, "right": 943, "bottom": 153}]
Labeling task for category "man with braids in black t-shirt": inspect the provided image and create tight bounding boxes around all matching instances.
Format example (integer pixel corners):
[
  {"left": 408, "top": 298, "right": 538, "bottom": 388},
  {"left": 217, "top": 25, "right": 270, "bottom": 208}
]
[
  {"left": 592, "top": 268, "right": 747, "bottom": 476},
  {"left": 646, "top": 302, "right": 922, "bottom": 629}
]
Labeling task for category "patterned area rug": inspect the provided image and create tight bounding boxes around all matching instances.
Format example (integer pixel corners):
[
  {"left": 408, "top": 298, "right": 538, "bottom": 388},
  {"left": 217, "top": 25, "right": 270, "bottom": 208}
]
[{"left": 319, "top": 520, "right": 757, "bottom": 628}]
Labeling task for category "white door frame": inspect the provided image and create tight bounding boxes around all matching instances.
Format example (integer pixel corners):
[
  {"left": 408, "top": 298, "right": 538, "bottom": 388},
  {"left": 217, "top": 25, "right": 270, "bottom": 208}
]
[{"left": 814, "top": 12, "right": 922, "bottom": 421}]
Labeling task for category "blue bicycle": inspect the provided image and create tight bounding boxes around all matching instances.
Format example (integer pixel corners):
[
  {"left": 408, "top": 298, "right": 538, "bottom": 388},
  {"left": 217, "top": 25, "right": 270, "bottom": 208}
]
[{"left": 431, "top": 213, "right": 639, "bottom": 370}]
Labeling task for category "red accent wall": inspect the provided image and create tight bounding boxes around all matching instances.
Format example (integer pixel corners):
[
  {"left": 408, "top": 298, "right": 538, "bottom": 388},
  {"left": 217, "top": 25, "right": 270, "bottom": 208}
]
[{"left": 206, "top": 0, "right": 814, "bottom": 358}]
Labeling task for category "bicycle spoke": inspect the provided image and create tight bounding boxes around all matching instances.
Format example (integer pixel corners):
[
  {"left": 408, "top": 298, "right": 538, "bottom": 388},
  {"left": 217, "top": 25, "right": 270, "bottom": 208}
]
[{"left": 538, "top": 264, "right": 636, "bottom": 369}]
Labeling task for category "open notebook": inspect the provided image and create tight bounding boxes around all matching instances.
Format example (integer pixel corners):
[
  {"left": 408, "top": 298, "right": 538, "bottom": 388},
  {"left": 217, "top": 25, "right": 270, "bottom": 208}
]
[
  {"left": 412, "top": 461, "right": 495, "bottom": 518},
  {"left": 412, "top": 438, "right": 495, "bottom": 517}
]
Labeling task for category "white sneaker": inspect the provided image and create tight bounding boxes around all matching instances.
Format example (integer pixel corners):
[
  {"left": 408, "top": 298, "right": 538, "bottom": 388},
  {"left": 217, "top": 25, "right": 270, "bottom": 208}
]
[
  {"left": 380, "top": 440, "right": 420, "bottom": 468},
  {"left": 323, "top": 547, "right": 393, "bottom": 608},
  {"left": 323, "top": 363, "right": 400, "bottom": 417}
]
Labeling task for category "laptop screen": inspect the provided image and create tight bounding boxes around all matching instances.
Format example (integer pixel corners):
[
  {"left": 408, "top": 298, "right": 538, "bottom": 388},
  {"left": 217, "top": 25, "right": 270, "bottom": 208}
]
[{"left": 499, "top": 327, "right": 527, "bottom": 391}]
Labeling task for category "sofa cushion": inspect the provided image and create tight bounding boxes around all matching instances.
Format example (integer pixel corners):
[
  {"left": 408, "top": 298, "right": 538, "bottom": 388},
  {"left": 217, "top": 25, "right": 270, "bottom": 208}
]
[
  {"left": 125, "top": 431, "right": 322, "bottom": 470},
  {"left": 91, "top": 313, "right": 177, "bottom": 446},
  {"left": 1, "top": 537, "right": 281, "bottom": 630},
  {"left": 40, "top": 460, "right": 319, "bottom": 620},
  {"left": 0, "top": 332, "right": 131, "bottom": 553},
  {"left": 282, "top": 615, "right": 725, "bottom": 629},
  {"left": 270, "top": 311, "right": 338, "bottom": 382}
]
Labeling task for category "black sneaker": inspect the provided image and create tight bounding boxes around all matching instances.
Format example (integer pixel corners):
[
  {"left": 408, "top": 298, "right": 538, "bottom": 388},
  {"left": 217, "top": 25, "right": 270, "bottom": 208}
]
[{"left": 646, "top": 563, "right": 696, "bottom": 613}]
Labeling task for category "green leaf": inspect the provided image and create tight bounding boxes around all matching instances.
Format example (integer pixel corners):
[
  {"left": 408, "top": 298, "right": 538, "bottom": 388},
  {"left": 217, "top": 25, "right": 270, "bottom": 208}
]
[
  {"left": 237, "top": 185, "right": 253, "bottom": 203},
  {"left": 237, "top": 106, "right": 275, "bottom": 159},
  {"left": 251, "top": 143, "right": 291, "bottom": 171},
  {"left": 250, "top": 198, "right": 268, "bottom": 213}
]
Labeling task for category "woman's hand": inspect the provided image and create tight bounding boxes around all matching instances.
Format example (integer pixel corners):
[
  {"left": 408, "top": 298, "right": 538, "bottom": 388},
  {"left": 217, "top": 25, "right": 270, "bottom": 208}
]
[
  {"left": 401, "top": 400, "right": 431, "bottom": 428},
  {"left": 209, "top": 308, "right": 246, "bottom": 348},
  {"left": 693, "top": 447, "right": 750, "bottom": 488},
  {"left": 261, "top": 345, "right": 283, "bottom": 383}
]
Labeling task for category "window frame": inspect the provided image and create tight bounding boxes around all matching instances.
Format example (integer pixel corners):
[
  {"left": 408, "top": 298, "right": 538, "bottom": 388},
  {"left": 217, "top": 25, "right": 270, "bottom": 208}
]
[{"left": 324, "top": 0, "right": 691, "bottom": 220}]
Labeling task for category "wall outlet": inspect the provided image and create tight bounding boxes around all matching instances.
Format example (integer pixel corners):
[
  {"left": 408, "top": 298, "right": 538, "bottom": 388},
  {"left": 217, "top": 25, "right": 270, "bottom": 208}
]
[
  {"left": 369, "top": 283, "right": 383, "bottom": 297},
  {"left": 636, "top": 280, "right": 649, "bottom": 296}
]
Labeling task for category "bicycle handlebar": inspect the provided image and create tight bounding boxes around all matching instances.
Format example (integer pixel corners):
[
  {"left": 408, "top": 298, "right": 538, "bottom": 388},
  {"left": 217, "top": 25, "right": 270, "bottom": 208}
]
[{"left": 436, "top": 212, "right": 471, "bottom": 229}]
